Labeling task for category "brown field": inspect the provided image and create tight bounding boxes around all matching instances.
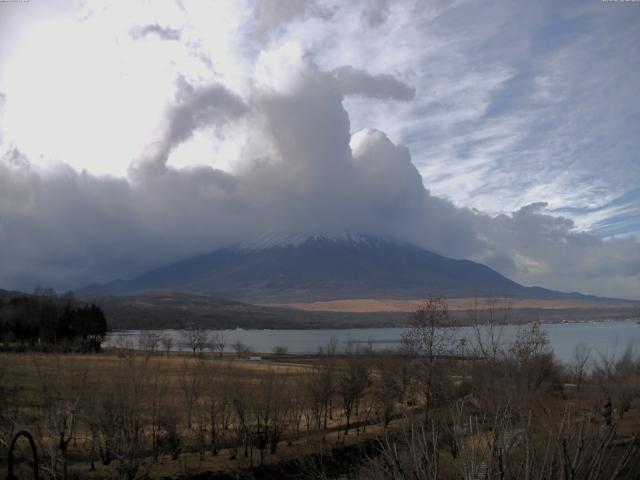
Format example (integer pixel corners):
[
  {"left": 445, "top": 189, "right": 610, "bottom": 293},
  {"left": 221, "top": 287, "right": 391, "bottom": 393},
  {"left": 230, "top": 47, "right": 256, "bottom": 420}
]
[
  {"left": 270, "top": 296, "right": 640, "bottom": 313},
  {"left": 0, "top": 350, "right": 411, "bottom": 479}
]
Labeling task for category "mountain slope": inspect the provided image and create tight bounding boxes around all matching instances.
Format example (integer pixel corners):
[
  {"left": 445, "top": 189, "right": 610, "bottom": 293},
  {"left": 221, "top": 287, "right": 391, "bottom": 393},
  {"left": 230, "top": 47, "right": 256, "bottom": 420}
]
[{"left": 79, "top": 234, "right": 604, "bottom": 303}]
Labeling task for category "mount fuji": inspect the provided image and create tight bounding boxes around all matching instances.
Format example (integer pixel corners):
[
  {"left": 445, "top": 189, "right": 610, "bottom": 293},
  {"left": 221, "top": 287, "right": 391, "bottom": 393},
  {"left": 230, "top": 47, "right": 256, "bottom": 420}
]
[{"left": 79, "top": 233, "right": 598, "bottom": 303}]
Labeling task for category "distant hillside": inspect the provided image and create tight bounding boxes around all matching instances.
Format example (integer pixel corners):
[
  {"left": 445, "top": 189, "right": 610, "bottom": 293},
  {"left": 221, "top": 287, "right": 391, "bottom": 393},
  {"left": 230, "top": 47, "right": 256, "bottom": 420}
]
[
  {"left": 79, "top": 292, "right": 639, "bottom": 330},
  {"left": 3, "top": 289, "right": 637, "bottom": 330},
  {"left": 79, "top": 233, "right": 613, "bottom": 303},
  {"left": 76, "top": 292, "right": 407, "bottom": 330}
]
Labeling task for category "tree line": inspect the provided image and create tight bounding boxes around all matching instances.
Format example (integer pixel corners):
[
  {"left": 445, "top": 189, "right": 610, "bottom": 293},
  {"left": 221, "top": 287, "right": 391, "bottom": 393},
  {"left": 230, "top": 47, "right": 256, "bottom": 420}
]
[{"left": 0, "top": 288, "right": 108, "bottom": 352}]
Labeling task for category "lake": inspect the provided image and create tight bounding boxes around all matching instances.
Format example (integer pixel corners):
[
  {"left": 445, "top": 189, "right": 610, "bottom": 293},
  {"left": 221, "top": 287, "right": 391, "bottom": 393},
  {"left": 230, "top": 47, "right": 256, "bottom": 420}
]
[{"left": 105, "top": 319, "right": 640, "bottom": 364}]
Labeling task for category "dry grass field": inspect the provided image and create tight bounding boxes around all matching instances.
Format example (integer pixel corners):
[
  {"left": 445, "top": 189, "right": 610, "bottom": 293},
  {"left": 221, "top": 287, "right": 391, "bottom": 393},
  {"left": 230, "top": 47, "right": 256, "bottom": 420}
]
[
  {"left": 0, "top": 350, "right": 411, "bottom": 479},
  {"left": 2, "top": 311, "right": 640, "bottom": 479},
  {"left": 272, "top": 297, "right": 640, "bottom": 313}
]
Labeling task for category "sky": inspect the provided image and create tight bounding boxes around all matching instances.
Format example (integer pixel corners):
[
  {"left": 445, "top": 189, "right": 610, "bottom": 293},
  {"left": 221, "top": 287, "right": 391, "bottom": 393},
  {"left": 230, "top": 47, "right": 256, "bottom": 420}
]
[{"left": 0, "top": 0, "right": 639, "bottom": 299}]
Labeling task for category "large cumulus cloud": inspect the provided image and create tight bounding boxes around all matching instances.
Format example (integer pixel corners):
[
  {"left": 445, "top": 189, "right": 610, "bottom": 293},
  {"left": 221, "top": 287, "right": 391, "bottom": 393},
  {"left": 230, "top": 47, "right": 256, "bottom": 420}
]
[{"left": 1, "top": 42, "right": 639, "bottom": 300}]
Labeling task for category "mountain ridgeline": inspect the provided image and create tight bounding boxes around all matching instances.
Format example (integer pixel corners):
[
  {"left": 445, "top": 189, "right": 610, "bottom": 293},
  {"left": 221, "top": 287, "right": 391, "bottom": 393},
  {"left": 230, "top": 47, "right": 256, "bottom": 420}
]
[{"left": 79, "top": 234, "right": 599, "bottom": 303}]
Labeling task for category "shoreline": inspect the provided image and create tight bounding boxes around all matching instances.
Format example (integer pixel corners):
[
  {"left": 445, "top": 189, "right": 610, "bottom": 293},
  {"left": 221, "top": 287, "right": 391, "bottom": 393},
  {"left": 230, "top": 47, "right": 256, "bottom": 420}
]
[{"left": 106, "top": 316, "right": 640, "bottom": 333}]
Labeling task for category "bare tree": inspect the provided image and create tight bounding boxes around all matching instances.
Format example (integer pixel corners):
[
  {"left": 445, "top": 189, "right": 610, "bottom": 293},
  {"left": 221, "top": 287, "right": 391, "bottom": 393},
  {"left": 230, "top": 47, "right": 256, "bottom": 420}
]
[
  {"left": 178, "top": 359, "right": 206, "bottom": 429},
  {"left": 230, "top": 382, "right": 252, "bottom": 462},
  {"left": 201, "top": 362, "right": 234, "bottom": 455},
  {"left": 161, "top": 335, "right": 174, "bottom": 355},
  {"left": 252, "top": 369, "right": 276, "bottom": 465},
  {"left": 401, "top": 298, "right": 457, "bottom": 422},
  {"left": 267, "top": 374, "right": 291, "bottom": 455},
  {"left": 470, "top": 296, "right": 510, "bottom": 362},
  {"left": 232, "top": 340, "right": 251, "bottom": 359},
  {"left": 146, "top": 358, "right": 168, "bottom": 463},
  {"left": 366, "top": 403, "right": 640, "bottom": 479},
  {"left": 35, "top": 356, "right": 88, "bottom": 480},
  {"left": 138, "top": 331, "right": 161, "bottom": 353},
  {"left": 302, "top": 367, "right": 325, "bottom": 431},
  {"left": 570, "top": 341, "right": 592, "bottom": 391},
  {"left": 0, "top": 361, "right": 20, "bottom": 458},
  {"left": 592, "top": 342, "right": 640, "bottom": 420},
  {"left": 372, "top": 356, "right": 403, "bottom": 428},
  {"left": 272, "top": 345, "right": 288, "bottom": 356},
  {"left": 317, "top": 334, "right": 338, "bottom": 355},
  {"left": 508, "top": 320, "right": 559, "bottom": 391},
  {"left": 113, "top": 349, "right": 153, "bottom": 479},
  {"left": 320, "top": 335, "right": 338, "bottom": 422},
  {"left": 182, "top": 325, "right": 209, "bottom": 356},
  {"left": 211, "top": 332, "right": 227, "bottom": 358},
  {"left": 338, "top": 344, "right": 370, "bottom": 435},
  {"left": 288, "top": 379, "right": 307, "bottom": 441}
]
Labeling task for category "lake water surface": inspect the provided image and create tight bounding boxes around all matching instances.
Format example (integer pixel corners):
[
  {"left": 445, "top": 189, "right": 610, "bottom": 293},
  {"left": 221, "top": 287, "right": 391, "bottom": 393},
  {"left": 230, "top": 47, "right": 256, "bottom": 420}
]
[{"left": 105, "top": 319, "right": 640, "bottom": 364}]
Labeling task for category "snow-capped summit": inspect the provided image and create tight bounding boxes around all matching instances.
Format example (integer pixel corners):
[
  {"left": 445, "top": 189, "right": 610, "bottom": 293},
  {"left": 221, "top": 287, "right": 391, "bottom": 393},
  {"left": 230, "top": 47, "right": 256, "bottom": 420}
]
[{"left": 235, "top": 231, "right": 398, "bottom": 251}]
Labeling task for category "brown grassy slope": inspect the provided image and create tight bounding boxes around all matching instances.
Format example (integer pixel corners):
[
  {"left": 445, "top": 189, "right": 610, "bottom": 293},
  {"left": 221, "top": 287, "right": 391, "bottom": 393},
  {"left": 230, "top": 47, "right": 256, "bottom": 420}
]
[{"left": 271, "top": 296, "right": 640, "bottom": 314}]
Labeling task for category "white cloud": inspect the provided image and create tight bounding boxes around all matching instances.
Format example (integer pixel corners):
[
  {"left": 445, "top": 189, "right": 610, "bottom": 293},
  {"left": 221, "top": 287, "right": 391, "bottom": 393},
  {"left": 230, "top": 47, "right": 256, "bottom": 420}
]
[{"left": 0, "top": 0, "right": 639, "bottom": 299}]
